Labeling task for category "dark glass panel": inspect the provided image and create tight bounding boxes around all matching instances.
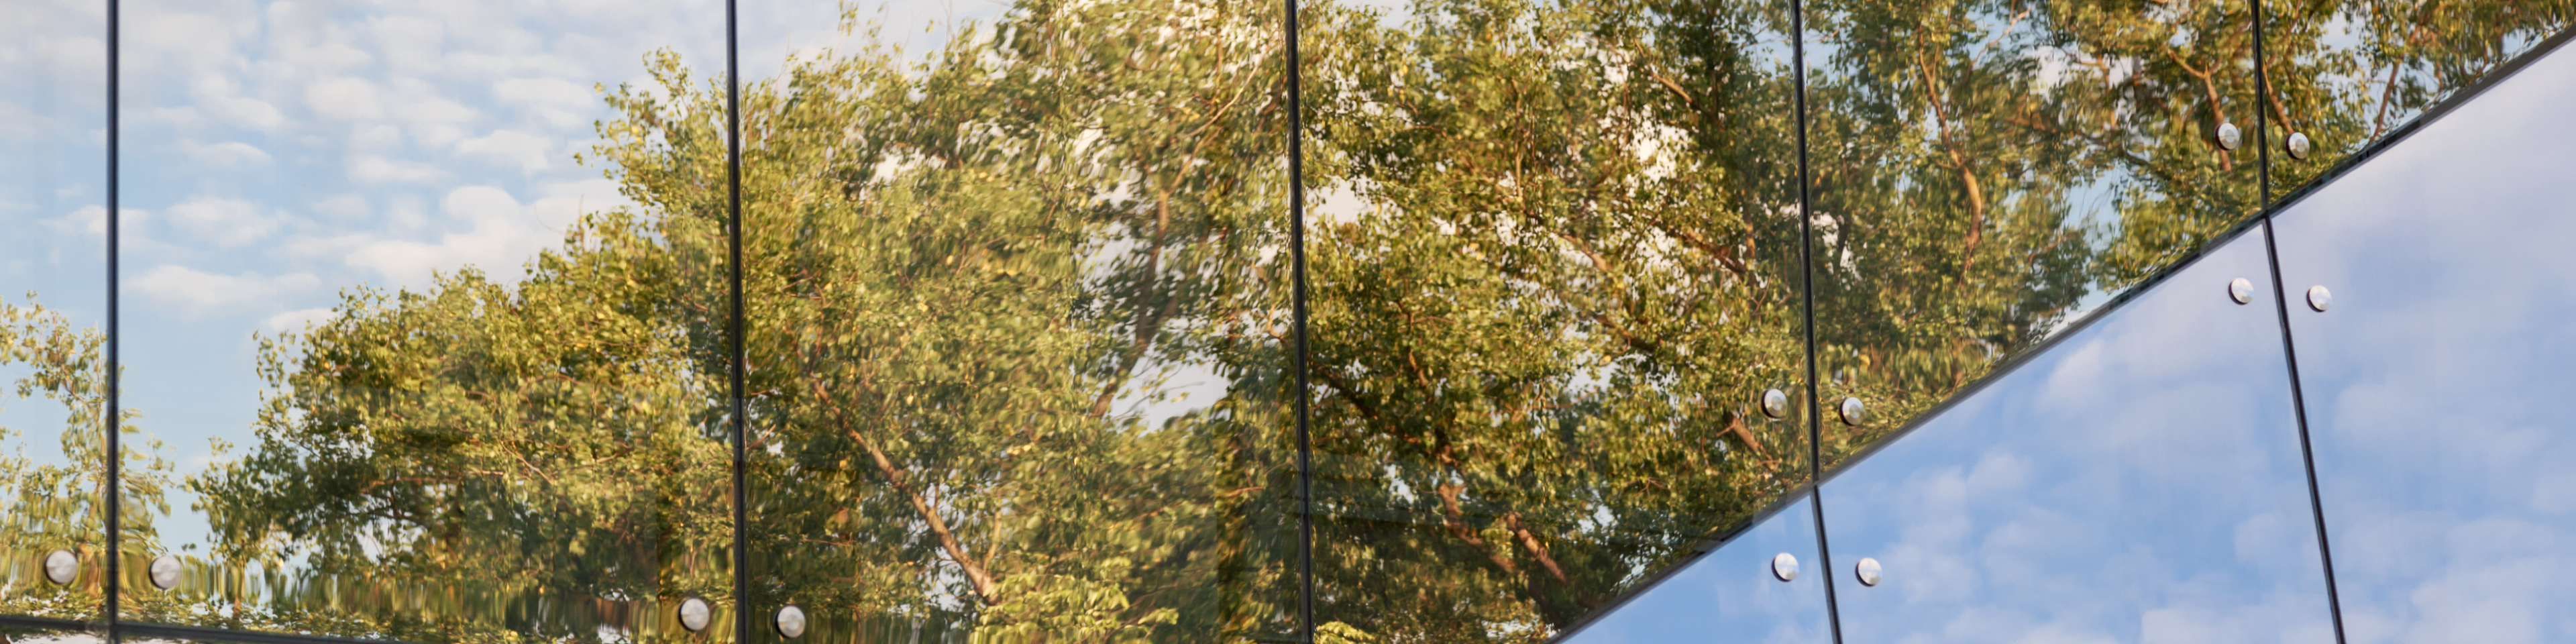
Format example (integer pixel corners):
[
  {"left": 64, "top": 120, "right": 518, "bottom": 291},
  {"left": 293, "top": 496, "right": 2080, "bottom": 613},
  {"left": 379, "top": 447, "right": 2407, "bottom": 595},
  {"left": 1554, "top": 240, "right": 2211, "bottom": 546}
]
[
  {"left": 1803, "top": 0, "right": 2266, "bottom": 463},
  {"left": 2260, "top": 0, "right": 2574, "bottom": 197},
  {"left": 117, "top": 1, "right": 731, "bottom": 640},
  {"left": 1556, "top": 498, "right": 1830, "bottom": 644},
  {"left": 2270, "top": 37, "right": 2576, "bottom": 644},
  {"left": 1303, "top": 0, "right": 1809, "bottom": 638},
  {"left": 1818, "top": 230, "right": 2335, "bottom": 643},
  {"left": 737, "top": 0, "right": 1297, "bottom": 641},
  {"left": 0, "top": 0, "right": 109, "bottom": 620}
]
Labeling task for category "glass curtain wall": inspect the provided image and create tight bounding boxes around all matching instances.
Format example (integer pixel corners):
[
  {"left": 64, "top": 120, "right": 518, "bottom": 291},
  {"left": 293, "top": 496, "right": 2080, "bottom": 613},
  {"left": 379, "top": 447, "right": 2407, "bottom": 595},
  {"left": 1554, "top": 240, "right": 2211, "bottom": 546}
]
[
  {"left": 2259, "top": 0, "right": 2573, "bottom": 198},
  {"left": 1300, "top": 0, "right": 1809, "bottom": 639},
  {"left": 736, "top": 0, "right": 1299, "bottom": 641},
  {"left": 2270, "top": 36, "right": 2576, "bottom": 644},
  {"left": 1801, "top": 0, "right": 2268, "bottom": 465},
  {"left": 114, "top": 0, "right": 733, "bottom": 641},
  {"left": 0, "top": 0, "right": 2571, "bottom": 642},
  {"left": 0, "top": 0, "right": 109, "bottom": 623}
]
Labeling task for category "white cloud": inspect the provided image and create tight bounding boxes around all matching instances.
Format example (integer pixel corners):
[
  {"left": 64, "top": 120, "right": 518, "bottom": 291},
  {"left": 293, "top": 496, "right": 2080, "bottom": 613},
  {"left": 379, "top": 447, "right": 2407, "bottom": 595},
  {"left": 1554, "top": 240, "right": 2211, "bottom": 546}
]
[
  {"left": 166, "top": 195, "right": 288, "bottom": 247},
  {"left": 131, "top": 265, "right": 319, "bottom": 315},
  {"left": 310, "top": 194, "right": 371, "bottom": 221},
  {"left": 343, "top": 185, "right": 563, "bottom": 288},
  {"left": 348, "top": 154, "right": 448, "bottom": 184},
  {"left": 48, "top": 205, "right": 144, "bottom": 238},
  {"left": 306, "top": 77, "right": 386, "bottom": 121},
  {"left": 456, "top": 129, "right": 554, "bottom": 171},
  {"left": 262, "top": 307, "right": 337, "bottom": 332},
  {"left": 182, "top": 140, "right": 273, "bottom": 168}
]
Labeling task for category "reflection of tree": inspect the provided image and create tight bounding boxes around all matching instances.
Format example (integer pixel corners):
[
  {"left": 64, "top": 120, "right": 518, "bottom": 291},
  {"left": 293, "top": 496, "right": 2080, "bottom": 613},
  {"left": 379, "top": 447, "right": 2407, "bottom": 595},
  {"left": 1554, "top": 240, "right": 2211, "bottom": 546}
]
[
  {"left": 0, "top": 297, "right": 129, "bottom": 620},
  {"left": 1300, "top": 0, "right": 1807, "bottom": 637},
  {"left": 88, "top": 0, "right": 2565, "bottom": 643}
]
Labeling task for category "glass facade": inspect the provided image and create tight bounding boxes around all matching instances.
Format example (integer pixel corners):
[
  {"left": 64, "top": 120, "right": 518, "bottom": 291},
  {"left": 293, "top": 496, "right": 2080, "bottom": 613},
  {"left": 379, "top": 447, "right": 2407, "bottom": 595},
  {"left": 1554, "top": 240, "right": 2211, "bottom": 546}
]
[{"left": 0, "top": 0, "right": 2565, "bottom": 642}]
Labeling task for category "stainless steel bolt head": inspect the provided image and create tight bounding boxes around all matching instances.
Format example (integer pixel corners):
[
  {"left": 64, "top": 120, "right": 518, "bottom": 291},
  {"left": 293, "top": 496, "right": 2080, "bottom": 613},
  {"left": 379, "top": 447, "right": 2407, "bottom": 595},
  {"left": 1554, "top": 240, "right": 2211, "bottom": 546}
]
[
  {"left": 2307, "top": 285, "right": 2332, "bottom": 312},
  {"left": 1855, "top": 557, "right": 1883, "bottom": 586},
  {"left": 2286, "top": 131, "right": 2313, "bottom": 160},
  {"left": 2228, "top": 278, "right": 2254, "bottom": 305},
  {"left": 678, "top": 596, "right": 714, "bottom": 633},
  {"left": 1759, "top": 388, "right": 1790, "bottom": 419},
  {"left": 2216, "top": 122, "right": 2243, "bottom": 150},
  {"left": 775, "top": 604, "right": 808, "bottom": 639},
  {"left": 150, "top": 555, "right": 183, "bottom": 590},
  {"left": 1770, "top": 552, "right": 1800, "bottom": 582},
  {"left": 41, "top": 549, "right": 76, "bottom": 585},
  {"left": 1837, "top": 397, "right": 1866, "bottom": 426}
]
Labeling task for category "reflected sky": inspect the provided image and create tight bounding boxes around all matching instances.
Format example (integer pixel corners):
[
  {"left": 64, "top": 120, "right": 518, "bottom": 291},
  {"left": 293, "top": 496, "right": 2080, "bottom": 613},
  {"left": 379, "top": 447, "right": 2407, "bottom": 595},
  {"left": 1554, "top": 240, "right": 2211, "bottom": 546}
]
[
  {"left": 2270, "top": 36, "right": 2576, "bottom": 644},
  {"left": 1817, "top": 231, "right": 2337, "bottom": 644},
  {"left": 1557, "top": 497, "right": 1831, "bottom": 644}
]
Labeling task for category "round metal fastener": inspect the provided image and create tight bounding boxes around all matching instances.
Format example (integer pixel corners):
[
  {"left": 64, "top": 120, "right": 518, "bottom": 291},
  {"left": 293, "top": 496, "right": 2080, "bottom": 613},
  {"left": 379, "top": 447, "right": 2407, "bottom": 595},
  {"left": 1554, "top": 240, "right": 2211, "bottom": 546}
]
[
  {"left": 1837, "top": 397, "right": 1866, "bottom": 426},
  {"left": 150, "top": 555, "right": 183, "bottom": 590},
  {"left": 775, "top": 604, "right": 808, "bottom": 639},
  {"left": 2216, "top": 122, "right": 2243, "bottom": 150},
  {"left": 1855, "top": 557, "right": 1883, "bottom": 587},
  {"left": 2306, "top": 285, "right": 2332, "bottom": 312},
  {"left": 2286, "top": 131, "right": 2313, "bottom": 160},
  {"left": 677, "top": 595, "right": 714, "bottom": 633},
  {"left": 1759, "top": 388, "right": 1791, "bottom": 420},
  {"left": 41, "top": 549, "right": 76, "bottom": 585},
  {"left": 1770, "top": 552, "right": 1800, "bottom": 582},
  {"left": 2228, "top": 278, "right": 2254, "bottom": 305}
]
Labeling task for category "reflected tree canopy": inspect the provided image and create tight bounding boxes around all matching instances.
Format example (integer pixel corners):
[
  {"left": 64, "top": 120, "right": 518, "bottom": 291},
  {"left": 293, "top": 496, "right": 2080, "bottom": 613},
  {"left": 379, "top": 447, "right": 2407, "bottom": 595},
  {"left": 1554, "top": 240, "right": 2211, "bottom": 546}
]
[{"left": 0, "top": 0, "right": 2553, "bottom": 641}]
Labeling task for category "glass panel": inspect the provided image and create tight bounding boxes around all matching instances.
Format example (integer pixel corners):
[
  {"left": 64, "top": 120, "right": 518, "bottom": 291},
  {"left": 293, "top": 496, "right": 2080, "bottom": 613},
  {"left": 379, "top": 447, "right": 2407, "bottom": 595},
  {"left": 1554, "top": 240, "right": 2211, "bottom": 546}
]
[
  {"left": 117, "top": 1, "right": 732, "bottom": 640},
  {"left": 1303, "top": 0, "right": 1809, "bottom": 638},
  {"left": 737, "top": 0, "right": 1298, "bottom": 641},
  {"left": 2261, "top": 0, "right": 2574, "bottom": 197},
  {"left": 1803, "top": 0, "right": 2266, "bottom": 463},
  {"left": 1817, "top": 231, "right": 2336, "bottom": 643},
  {"left": 1556, "top": 498, "right": 1830, "bottom": 644},
  {"left": 0, "top": 0, "right": 108, "bottom": 620},
  {"left": 2269, "top": 37, "right": 2576, "bottom": 644}
]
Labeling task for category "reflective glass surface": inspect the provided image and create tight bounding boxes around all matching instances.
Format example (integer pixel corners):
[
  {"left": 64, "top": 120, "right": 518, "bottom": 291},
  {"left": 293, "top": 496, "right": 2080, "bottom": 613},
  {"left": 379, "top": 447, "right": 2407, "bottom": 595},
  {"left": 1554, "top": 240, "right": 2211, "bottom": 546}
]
[
  {"left": 737, "top": 0, "right": 1298, "bottom": 641},
  {"left": 2269, "top": 37, "right": 2576, "bottom": 644},
  {"left": 0, "top": 0, "right": 108, "bottom": 619},
  {"left": 1818, "top": 230, "right": 2337, "bottom": 644},
  {"left": 1302, "top": 0, "right": 1809, "bottom": 638},
  {"left": 1802, "top": 0, "right": 2265, "bottom": 463},
  {"left": 117, "top": 1, "right": 731, "bottom": 639},
  {"left": 2260, "top": 0, "right": 2574, "bottom": 197},
  {"left": 1555, "top": 497, "right": 1830, "bottom": 644}
]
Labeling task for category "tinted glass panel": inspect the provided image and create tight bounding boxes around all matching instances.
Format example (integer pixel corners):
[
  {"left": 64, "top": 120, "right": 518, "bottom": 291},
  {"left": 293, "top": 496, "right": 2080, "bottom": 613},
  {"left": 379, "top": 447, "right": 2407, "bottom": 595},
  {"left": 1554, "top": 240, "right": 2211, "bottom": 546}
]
[
  {"left": 1303, "top": 0, "right": 1809, "bottom": 637},
  {"left": 737, "top": 0, "right": 1297, "bottom": 641},
  {"left": 1, "top": 0, "right": 107, "bottom": 619},
  {"left": 1818, "top": 230, "right": 2337, "bottom": 643},
  {"left": 1803, "top": 0, "right": 2265, "bottom": 463},
  {"left": 2270, "top": 37, "right": 2576, "bottom": 644},
  {"left": 117, "top": 1, "right": 731, "bottom": 639},
  {"left": 2261, "top": 0, "right": 2574, "bottom": 197},
  {"left": 1556, "top": 498, "right": 1830, "bottom": 644}
]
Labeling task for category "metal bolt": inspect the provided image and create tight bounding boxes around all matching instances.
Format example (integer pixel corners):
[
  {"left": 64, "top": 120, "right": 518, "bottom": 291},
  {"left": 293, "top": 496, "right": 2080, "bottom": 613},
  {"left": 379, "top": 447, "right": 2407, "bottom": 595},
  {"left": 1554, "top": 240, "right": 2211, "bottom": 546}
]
[
  {"left": 677, "top": 595, "right": 714, "bottom": 633},
  {"left": 2306, "top": 285, "right": 2332, "bottom": 312},
  {"left": 1759, "top": 388, "right": 1790, "bottom": 419},
  {"left": 1770, "top": 552, "right": 1800, "bottom": 582},
  {"left": 41, "top": 549, "right": 75, "bottom": 585},
  {"left": 150, "top": 555, "right": 182, "bottom": 590},
  {"left": 2286, "top": 131, "right": 2313, "bottom": 160},
  {"left": 2228, "top": 278, "right": 2254, "bottom": 305},
  {"left": 775, "top": 604, "right": 808, "bottom": 639},
  {"left": 1855, "top": 557, "right": 1883, "bottom": 586},
  {"left": 2216, "top": 122, "right": 2243, "bottom": 150},
  {"left": 1837, "top": 397, "right": 1866, "bottom": 426}
]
